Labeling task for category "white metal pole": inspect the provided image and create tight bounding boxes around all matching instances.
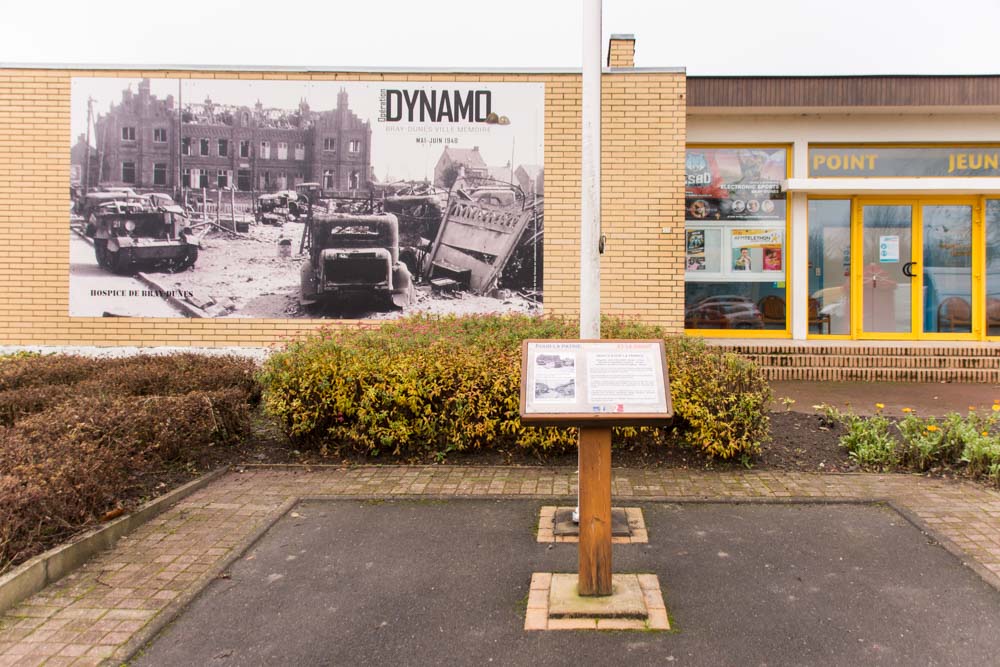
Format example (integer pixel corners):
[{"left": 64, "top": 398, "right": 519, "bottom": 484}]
[
  {"left": 576, "top": 0, "right": 602, "bottom": 525},
  {"left": 580, "top": 0, "right": 602, "bottom": 340}
]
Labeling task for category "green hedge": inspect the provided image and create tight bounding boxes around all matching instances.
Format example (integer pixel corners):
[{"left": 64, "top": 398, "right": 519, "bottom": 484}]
[{"left": 259, "top": 314, "right": 771, "bottom": 460}]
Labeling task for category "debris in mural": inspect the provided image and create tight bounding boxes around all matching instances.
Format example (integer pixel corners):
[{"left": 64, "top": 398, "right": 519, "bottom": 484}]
[{"left": 69, "top": 78, "right": 544, "bottom": 319}]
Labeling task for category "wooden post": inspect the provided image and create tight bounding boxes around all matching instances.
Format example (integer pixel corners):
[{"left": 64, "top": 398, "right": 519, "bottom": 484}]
[{"left": 578, "top": 426, "right": 612, "bottom": 596}]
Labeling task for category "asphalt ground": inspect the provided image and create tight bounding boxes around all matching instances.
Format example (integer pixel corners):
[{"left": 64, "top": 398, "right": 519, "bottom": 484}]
[{"left": 133, "top": 499, "right": 1000, "bottom": 667}]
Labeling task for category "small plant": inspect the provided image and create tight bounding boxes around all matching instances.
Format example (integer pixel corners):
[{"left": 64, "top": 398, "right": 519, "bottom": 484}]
[
  {"left": 828, "top": 403, "right": 899, "bottom": 470},
  {"left": 779, "top": 397, "right": 796, "bottom": 412},
  {"left": 897, "top": 412, "right": 952, "bottom": 471}
]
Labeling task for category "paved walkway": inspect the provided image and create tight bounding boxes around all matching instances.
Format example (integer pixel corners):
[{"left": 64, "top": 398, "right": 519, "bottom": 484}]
[
  {"left": 1, "top": 466, "right": 999, "bottom": 665},
  {"left": 771, "top": 380, "right": 1000, "bottom": 417}
]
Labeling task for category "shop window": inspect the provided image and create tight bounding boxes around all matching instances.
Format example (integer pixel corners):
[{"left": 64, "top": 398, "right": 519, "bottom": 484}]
[
  {"left": 323, "top": 170, "right": 335, "bottom": 189},
  {"left": 121, "top": 161, "right": 136, "bottom": 183},
  {"left": 199, "top": 170, "right": 209, "bottom": 189},
  {"left": 182, "top": 168, "right": 191, "bottom": 188},
  {"left": 349, "top": 171, "right": 360, "bottom": 189},
  {"left": 684, "top": 147, "right": 788, "bottom": 331},
  {"left": 153, "top": 162, "right": 167, "bottom": 186},
  {"left": 218, "top": 139, "right": 229, "bottom": 157},
  {"left": 807, "top": 200, "right": 851, "bottom": 335},
  {"left": 153, "top": 128, "right": 167, "bottom": 143},
  {"left": 218, "top": 169, "right": 231, "bottom": 188},
  {"left": 987, "top": 200, "right": 1000, "bottom": 336}
]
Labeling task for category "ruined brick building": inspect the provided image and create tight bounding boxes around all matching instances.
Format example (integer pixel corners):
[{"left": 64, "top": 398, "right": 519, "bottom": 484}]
[{"left": 90, "top": 79, "right": 372, "bottom": 193}]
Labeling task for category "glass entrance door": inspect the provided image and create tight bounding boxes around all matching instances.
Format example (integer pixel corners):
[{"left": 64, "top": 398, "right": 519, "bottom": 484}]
[
  {"left": 860, "top": 204, "right": 915, "bottom": 336},
  {"left": 856, "top": 199, "right": 976, "bottom": 339},
  {"left": 922, "top": 204, "right": 973, "bottom": 334}
]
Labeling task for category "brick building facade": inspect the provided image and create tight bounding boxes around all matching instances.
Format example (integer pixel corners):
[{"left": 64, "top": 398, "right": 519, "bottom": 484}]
[{"left": 92, "top": 80, "right": 372, "bottom": 193}]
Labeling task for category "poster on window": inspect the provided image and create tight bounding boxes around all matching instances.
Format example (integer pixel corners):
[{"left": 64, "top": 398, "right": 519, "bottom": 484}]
[
  {"left": 685, "top": 230, "right": 706, "bottom": 271},
  {"left": 69, "top": 78, "right": 545, "bottom": 319},
  {"left": 731, "top": 229, "right": 784, "bottom": 275},
  {"left": 685, "top": 147, "right": 786, "bottom": 222}
]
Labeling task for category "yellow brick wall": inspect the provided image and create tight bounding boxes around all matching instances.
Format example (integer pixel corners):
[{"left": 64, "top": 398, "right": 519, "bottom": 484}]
[{"left": 0, "top": 68, "right": 685, "bottom": 347}]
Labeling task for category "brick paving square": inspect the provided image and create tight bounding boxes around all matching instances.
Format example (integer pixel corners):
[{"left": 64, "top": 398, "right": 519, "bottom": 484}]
[{"left": 0, "top": 466, "right": 998, "bottom": 663}]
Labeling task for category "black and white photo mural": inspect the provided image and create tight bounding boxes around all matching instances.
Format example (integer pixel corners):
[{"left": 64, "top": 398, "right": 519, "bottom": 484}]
[{"left": 69, "top": 78, "right": 544, "bottom": 319}]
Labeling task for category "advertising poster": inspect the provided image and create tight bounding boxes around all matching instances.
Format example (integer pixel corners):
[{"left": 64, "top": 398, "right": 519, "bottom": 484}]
[
  {"left": 685, "top": 148, "right": 786, "bottom": 222},
  {"left": 69, "top": 78, "right": 544, "bottom": 319},
  {"left": 731, "top": 229, "right": 784, "bottom": 274},
  {"left": 685, "top": 229, "right": 706, "bottom": 271}
]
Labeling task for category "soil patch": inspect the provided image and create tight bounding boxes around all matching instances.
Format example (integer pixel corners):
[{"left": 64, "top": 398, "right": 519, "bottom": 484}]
[{"left": 238, "top": 407, "right": 857, "bottom": 473}]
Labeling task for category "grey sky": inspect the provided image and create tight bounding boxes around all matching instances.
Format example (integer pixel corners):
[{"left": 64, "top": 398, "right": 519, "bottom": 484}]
[{"left": 5, "top": 0, "right": 1000, "bottom": 74}]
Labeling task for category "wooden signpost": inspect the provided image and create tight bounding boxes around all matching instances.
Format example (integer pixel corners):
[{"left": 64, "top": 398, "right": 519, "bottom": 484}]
[{"left": 520, "top": 339, "right": 672, "bottom": 596}]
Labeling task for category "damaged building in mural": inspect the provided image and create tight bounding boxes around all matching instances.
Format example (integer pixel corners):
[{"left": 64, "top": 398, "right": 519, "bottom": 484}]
[{"left": 85, "top": 79, "right": 372, "bottom": 193}]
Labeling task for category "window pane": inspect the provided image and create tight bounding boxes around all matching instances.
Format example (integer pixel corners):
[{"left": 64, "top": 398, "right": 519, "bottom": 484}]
[
  {"left": 807, "top": 200, "right": 851, "bottom": 335},
  {"left": 923, "top": 205, "right": 972, "bottom": 334},
  {"left": 987, "top": 200, "right": 1000, "bottom": 336},
  {"left": 684, "top": 147, "right": 788, "bottom": 331},
  {"left": 862, "top": 205, "right": 912, "bottom": 334},
  {"left": 685, "top": 283, "right": 784, "bottom": 331}
]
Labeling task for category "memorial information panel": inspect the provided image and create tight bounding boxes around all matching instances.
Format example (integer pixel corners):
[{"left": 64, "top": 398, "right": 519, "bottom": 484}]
[{"left": 520, "top": 339, "right": 672, "bottom": 426}]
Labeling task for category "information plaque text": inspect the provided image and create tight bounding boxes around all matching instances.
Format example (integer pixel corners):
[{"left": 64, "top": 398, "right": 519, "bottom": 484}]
[{"left": 519, "top": 339, "right": 672, "bottom": 427}]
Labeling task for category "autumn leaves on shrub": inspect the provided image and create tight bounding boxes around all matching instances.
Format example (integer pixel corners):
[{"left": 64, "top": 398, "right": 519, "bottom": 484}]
[
  {"left": 0, "top": 354, "right": 258, "bottom": 574},
  {"left": 259, "top": 314, "right": 772, "bottom": 461}
]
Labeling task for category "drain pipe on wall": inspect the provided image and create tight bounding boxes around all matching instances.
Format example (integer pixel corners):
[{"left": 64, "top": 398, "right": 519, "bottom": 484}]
[{"left": 575, "top": 0, "right": 603, "bottom": 524}]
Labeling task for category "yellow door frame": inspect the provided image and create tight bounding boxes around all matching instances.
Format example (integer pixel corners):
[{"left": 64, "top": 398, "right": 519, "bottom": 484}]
[{"left": 851, "top": 195, "right": 982, "bottom": 341}]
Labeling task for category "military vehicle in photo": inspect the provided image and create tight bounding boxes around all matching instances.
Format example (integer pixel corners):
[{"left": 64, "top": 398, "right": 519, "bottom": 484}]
[
  {"left": 91, "top": 202, "right": 199, "bottom": 275},
  {"left": 256, "top": 190, "right": 307, "bottom": 224},
  {"left": 299, "top": 211, "right": 414, "bottom": 310}
]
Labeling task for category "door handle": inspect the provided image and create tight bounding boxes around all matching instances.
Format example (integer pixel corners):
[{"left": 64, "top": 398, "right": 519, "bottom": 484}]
[{"left": 902, "top": 261, "right": 918, "bottom": 278}]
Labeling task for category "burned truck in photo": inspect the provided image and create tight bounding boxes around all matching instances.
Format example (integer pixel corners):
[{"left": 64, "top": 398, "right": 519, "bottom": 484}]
[
  {"left": 91, "top": 202, "right": 199, "bottom": 275},
  {"left": 299, "top": 210, "right": 414, "bottom": 310}
]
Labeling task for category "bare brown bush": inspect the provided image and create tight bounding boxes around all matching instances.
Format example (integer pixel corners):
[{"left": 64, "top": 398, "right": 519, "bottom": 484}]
[{"left": 0, "top": 354, "right": 257, "bottom": 575}]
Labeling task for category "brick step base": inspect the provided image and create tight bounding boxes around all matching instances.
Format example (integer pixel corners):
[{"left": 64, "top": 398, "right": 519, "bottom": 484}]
[
  {"left": 718, "top": 345, "right": 1000, "bottom": 358},
  {"left": 742, "top": 355, "right": 1000, "bottom": 369},
  {"left": 711, "top": 343, "right": 1000, "bottom": 382},
  {"left": 763, "top": 366, "right": 1000, "bottom": 383}
]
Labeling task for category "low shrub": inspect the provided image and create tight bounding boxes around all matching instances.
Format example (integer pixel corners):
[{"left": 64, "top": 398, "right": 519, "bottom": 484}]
[
  {"left": 0, "top": 354, "right": 258, "bottom": 574},
  {"left": 668, "top": 348, "right": 771, "bottom": 459},
  {"left": 0, "top": 354, "right": 102, "bottom": 392},
  {"left": 259, "top": 314, "right": 771, "bottom": 461},
  {"left": 93, "top": 353, "right": 261, "bottom": 400}
]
